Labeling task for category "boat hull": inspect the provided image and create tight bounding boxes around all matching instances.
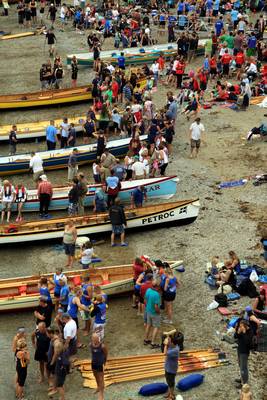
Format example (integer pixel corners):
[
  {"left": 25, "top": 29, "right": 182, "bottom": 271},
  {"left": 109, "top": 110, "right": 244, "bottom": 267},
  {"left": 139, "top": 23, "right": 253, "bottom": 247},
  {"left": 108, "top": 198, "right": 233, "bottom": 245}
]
[
  {"left": 1, "top": 176, "right": 179, "bottom": 212},
  {"left": 0, "top": 92, "right": 92, "bottom": 110},
  {"left": 0, "top": 261, "right": 183, "bottom": 312},
  {"left": 67, "top": 42, "right": 205, "bottom": 66},
  {"left": 0, "top": 135, "right": 147, "bottom": 175},
  {"left": 0, "top": 200, "right": 200, "bottom": 244}
]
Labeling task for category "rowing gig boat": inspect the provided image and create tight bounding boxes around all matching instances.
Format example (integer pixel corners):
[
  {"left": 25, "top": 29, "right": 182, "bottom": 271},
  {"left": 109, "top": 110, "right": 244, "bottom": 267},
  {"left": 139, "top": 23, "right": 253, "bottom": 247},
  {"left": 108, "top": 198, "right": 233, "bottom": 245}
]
[
  {"left": 0, "top": 176, "right": 179, "bottom": 212},
  {"left": 0, "top": 31, "right": 36, "bottom": 40},
  {"left": 0, "top": 199, "right": 200, "bottom": 244},
  {"left": 0, "top": 261, "right": 183, "bottom": 312},
  {"left": 0, "top": 85, "right": 92, "bottom": 110},
  {"left": 0, "top": 135, "right": 147, "bottom": 176},
  {"left": 0, "top": 116, "right": 86, "bottom": 141},
  {"left": 67, "top": 41, "right": 205, "bottom": 67}
]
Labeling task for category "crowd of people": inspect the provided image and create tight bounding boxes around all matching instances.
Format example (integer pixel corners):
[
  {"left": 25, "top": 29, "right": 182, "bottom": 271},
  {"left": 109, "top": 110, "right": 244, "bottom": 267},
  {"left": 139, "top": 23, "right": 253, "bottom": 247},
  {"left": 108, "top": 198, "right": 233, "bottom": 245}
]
[
  {"left": 2, "top": 1, "right": 267, "bottom": 400},
  {"left": 11, "top": 255, "right": 184, "bottom": 400}
]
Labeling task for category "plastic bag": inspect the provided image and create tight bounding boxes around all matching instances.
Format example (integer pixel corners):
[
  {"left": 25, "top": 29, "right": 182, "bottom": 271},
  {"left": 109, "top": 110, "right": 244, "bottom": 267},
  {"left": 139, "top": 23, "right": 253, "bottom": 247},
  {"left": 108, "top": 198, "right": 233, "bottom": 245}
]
[
  {"left": 207, "top": 300, "right": 219, "bottom": 311},
  {"left": 249, "top": 269, "right": 258, "bottom": 283}
]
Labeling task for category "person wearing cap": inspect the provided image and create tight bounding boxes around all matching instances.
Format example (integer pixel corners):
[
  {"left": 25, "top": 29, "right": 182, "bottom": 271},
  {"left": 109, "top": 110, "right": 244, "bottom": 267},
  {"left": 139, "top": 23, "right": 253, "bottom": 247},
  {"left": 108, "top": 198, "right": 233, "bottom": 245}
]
[
  {"left": 0, "top": 179, "right": 15, "bottom": 224},
  {"left": 68, "top": 148, "right": 79, "bottom": 182},
  {"left": 131, "top": 156, "right": 147, "bottom": 180},
  {"left": 37, "top": 174, "right": 53, "bottom": 219},
  {"left": 34, "top": 296, "right": 53, "bottom": 327},
  {"left": 30, "top": 151, "right": 44, "bottom": 185},
  {"left": 189, "top": 117, "right": 205, "bottom": 159}
]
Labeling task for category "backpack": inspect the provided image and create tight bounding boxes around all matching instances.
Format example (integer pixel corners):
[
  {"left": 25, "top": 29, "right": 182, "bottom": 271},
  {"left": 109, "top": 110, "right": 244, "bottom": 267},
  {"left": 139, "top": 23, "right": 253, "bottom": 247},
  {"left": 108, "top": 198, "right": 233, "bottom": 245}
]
[
  {"left": 236, "top": 278, "right": 258, "bottom": 298},
  {"left": 214, "top": 286, "right": 228, "bottom": 307}
]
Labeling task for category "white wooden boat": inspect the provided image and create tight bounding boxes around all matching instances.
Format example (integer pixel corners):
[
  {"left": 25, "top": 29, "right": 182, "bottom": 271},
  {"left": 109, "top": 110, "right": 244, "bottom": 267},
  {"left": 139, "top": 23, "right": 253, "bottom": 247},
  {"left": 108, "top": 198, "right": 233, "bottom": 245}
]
[
  {"left": 0, "top": 260, "right": 183, "bottom": 311},
  {"left": 0, "top": 135, "right": 147, "bottom": 175},
  {"left": 1, "top": 176, "right": 179, "bottom": 212},
  {"left": 0, "top": 199, "right": 200, "bottom": 244}
]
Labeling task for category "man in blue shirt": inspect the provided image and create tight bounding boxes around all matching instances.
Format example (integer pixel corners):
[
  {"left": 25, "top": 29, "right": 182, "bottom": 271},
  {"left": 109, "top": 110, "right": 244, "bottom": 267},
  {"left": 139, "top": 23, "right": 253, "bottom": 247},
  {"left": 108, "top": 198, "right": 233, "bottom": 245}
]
[
  {"left": 118, "top": 52, "right": 125, "bottom": 69},
  {"left": 144, "top": 280, "right": 161, "bottom": 349},
  {"left": 131, "top": 186, "right": 147, "bottom": 208},
  {"left": 46, "top": 120, "right": 58, "bottom": 150},
  {"left": 215, "top": 16, "right": 223, "bottom": 36},
  {"left": 164, "top": 334, "right": 180, "bottom": 399},
  {"left": 59, "top": 279, "right": 70, "bottom": 312}
]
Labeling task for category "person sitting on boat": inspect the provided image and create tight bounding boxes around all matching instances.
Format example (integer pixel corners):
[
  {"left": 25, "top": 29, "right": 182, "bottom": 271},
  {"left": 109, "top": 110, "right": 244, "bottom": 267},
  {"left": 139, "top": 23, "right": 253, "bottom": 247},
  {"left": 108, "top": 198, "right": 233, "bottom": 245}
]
[
  {"left": 0, "top": 179, "right": 15, "bottom": 224},
  {"left": 14, "top": 184, "right": 27, "bottom": 223},
  {"left": 80, "top": 241, "right": 96, "bottom": 270}
]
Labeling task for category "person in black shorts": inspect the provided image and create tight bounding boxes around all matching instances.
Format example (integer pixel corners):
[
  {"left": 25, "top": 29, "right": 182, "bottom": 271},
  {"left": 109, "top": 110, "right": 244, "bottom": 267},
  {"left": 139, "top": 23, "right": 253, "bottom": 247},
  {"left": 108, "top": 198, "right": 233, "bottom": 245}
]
[
  {"left": 91, "top": 333, "right": 108, "bottom": 400},
  {"left": 32, "top": 322, "right": 51, "bottom": 383},
  {"left": 46, "top": 29, "right": 56, "bottom": 57},
  {"left": 15, "top": 339, "right": 30, "bottom": 400},
  {"left": 48, "top": 341, "right": 70, "bottom": 398},
  {"left": 164, "top": 120, "right": 175, "bottom": 155}
]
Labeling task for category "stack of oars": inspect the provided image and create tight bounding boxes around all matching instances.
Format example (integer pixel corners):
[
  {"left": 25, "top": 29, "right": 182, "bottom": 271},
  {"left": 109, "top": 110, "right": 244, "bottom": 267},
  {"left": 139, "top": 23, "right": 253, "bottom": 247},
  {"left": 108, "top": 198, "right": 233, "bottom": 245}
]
[{"left": 74, "top": 349, "right": 229, "bottom": 389}]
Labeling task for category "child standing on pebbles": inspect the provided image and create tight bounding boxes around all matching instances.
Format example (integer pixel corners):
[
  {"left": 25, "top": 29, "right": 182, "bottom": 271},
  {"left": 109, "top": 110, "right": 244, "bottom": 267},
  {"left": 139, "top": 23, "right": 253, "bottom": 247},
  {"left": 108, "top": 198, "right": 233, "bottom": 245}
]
[{"left": 240, "top": 384, "right": 253, "bottom": 400}]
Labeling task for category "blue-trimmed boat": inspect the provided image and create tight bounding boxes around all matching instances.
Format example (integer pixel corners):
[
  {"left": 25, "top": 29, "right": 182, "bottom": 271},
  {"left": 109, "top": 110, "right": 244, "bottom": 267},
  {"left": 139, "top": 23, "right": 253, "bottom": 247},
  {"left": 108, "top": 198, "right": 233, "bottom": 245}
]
[
  {"left": 0, "top": 135, "right": 147, "bottom": 176},
  {"left": 3, "top": 176, "right": 179, "bottom": 212}
]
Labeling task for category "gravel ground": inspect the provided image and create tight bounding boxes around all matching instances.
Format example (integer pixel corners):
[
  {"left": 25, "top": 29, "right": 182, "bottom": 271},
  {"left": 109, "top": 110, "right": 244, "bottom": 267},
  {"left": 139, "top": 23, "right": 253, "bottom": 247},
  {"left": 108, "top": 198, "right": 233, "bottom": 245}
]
[{"left": 0, "top": 5, "right": 266, "bottom": 400}]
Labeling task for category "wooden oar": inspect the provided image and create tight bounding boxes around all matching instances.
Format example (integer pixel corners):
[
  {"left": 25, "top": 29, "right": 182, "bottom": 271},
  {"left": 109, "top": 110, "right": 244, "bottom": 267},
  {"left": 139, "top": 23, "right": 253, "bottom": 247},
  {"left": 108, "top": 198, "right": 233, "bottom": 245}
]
[
  {"left": 83, "top": 360, "right": 229, "bottom": 389},
  {"left": 74, "top": 348, "right": 217, "bottom": 367},
  {"left": 80, "top": 353, "right": 222, "bottom": 372},
  {"left": 81, "top": 355, "right": 222, "bottom": 378}
]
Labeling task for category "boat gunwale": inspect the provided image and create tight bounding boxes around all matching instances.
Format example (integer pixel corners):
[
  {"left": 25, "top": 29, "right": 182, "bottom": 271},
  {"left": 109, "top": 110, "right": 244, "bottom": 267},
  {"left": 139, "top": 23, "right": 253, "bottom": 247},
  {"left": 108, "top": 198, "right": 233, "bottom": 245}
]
[{"left": 0, "top": 199, "right": 199, "bottom": 236}]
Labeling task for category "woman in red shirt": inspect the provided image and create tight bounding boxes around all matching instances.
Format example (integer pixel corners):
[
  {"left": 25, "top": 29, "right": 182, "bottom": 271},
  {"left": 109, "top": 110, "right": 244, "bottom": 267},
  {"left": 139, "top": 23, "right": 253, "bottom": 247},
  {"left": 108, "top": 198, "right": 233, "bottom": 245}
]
[
  {"left": 235, "top": 50, "right": 245, "bottom": 79},
  {"left": 210, "top": 56, "right": 217, "bottom": 80},
  {"left": 176, "top": 58, "right": 186, "bottom": 89}
]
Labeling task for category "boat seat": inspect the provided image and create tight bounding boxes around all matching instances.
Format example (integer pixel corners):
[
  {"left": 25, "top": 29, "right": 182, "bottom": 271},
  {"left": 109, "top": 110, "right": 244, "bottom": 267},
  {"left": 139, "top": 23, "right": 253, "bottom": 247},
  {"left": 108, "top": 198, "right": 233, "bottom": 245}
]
[
  {"left": 18, "top": 285, "right": 27, "bottom": 295},
  {"left": 72, "top": 276, "right": 82, "bottom": 286},
  {"left": 100, "top": 272, "right": 111, "bottom": 285}
]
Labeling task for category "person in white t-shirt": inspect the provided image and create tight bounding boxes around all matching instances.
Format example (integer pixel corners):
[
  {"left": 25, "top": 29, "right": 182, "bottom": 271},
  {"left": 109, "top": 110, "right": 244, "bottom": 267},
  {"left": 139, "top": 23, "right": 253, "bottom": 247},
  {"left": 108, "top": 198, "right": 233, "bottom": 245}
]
[
  {"left": 30, "top": 152, "right": 44, "bottom": 183},
  {"left": 62, "top": 313, "right": 77, "bottom": 357},
  {"left": 132, "top": 156, "right": 147, "bottom": 179},
  {"left": 0, "top": 179, "right": 15, "bottom": 223},
  {"left": 151, "top": 61, "right": 159, "bottom": 86},
  {"left": 80, "top": 241, "right": 96, "bottom": 269},
  {"left": 60, "top": 118, "right": 70, "bottom": 148},
  {"left": 189, "top": 117, "right": 205, "bottom": 158},
  {"left": 60, "top": 4, "right": 67, "bottom": 30}
]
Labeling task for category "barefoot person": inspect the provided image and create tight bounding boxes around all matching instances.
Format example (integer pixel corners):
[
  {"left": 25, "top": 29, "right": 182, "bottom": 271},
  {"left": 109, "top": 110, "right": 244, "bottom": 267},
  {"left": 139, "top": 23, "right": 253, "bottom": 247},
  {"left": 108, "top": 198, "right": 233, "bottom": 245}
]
[
  {"left": 91, "top": 333, "right": 108, "bottom": 400},
  {"left": 67, "top": 286, "right": 90, "bottom": 348},
  {"left": 81, "top": 276, "right": 93, "bottom": 336},
  {"left": 31, "top": 322, "right": 50, "bottom": 383},
  {"left": 14, "top": 184, "right": 27, "bottom": 222},
  {"left": 0, "top": 179, "right": 15, "bottom": 223},
  {"left": 15, "top": 339, "right": 30, "bottom": 400},
  {"left": 63, "top": 220, "right": 77, "bottom": 268}
]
